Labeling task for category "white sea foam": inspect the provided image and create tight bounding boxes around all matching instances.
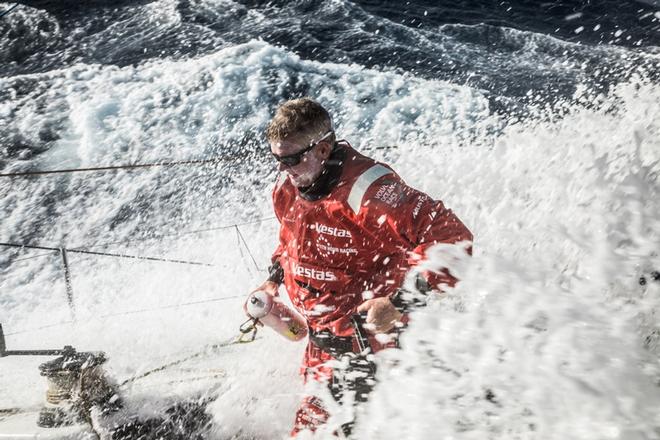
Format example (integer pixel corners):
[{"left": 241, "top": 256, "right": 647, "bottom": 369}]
[
  {"left": 351, "top": 77, "right": 660, "bottom": 440},
  {"left": 0, "top": 39, "right": 659, "bottom": 438}
]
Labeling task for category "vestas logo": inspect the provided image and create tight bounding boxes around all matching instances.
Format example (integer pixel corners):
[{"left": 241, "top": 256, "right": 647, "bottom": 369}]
[
  {"left": 314, "top": 223, "right": 352, "bottom": 238},
  {"left": 412, "top": 194, "right": 428, "bottom": 218},
  {"left": 292, "top": 262, "right": 338, "bottom": 281}
]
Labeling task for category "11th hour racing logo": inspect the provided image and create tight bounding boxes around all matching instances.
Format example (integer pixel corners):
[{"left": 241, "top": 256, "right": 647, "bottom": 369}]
[
  {"left": 314, "top": 223, "right": 352, "bottom": 238},
  {"left": 292, "top": 262, "right": 338, "bottom": 281}
]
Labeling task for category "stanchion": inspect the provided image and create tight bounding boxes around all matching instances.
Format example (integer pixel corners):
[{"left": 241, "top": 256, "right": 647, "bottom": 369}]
[{"left": 59, "top": 248, "right": 76, "bottom": 321}]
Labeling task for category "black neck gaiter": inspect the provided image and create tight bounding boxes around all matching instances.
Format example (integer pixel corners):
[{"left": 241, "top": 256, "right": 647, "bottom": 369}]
[{"left": 298, "top": 143, "right": 346, "bottom": 201}]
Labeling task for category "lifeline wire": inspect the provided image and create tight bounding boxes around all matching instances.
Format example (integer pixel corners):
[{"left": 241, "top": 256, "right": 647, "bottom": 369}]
[
  {"left": 12, "top": 251, "right": 57, "bottom": 263},
  {"left": 96, "top": 295, "right": 244, "bottom": 318},
  {"left": 3, "top": 321, "right": 74, "bottom": 337},
  {"left": 0, "top": 155, "right": 241, "bottom": 178},
  {"left": 0, "top": 3, "right": 18, "bottom": 18},
  {"left": 78, "top": 216, "right": 277, "bottom": 250},
  {"left": 235, "top": 225, "right": 264, "bottom": 272},
  {"left": 0, "top": 242, "right": 212, "bottom": 266},
  {"left": 4, "top": 294, "right": 245, "bottom": 336},
  {"left": 3, "top": 218, "right": 276, "bottom": 327},
  {"left": 5, "top": 217, "right": 276, "bottom": 261}
]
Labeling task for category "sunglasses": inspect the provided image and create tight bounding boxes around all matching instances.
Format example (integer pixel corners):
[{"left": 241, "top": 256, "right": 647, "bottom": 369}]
[{"left": 272, "top": 130, "right": 334, "bottom": 167}]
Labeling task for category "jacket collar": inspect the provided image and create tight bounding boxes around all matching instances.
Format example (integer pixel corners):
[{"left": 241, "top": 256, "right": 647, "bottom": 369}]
[{"left": 297, "top": 142, "right": 347, "bottom": 201}]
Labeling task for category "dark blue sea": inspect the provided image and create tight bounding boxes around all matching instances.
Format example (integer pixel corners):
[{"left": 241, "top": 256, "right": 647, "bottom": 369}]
[{"left": 1, "top": 3, "right": 659, "bottom": 438}]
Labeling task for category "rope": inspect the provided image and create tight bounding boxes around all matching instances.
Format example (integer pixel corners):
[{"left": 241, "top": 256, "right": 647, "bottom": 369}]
[
  {"left": 0, "top": 155, "right": 243, "bottom": 178},
  {"left": 1, "top": 242, "right": 212, "bottom": 266},
  {"left": 4, "top": 303, "right": 256, "bottom": 392},
  {"left": 119, "top": 334, "right": 256, "bottom": 388},
  {"left": 0, "top": 3, "right": 18, "bottom": 19},
  {"left": 131, "top": 372, "right": 227, "bottom": 390}
]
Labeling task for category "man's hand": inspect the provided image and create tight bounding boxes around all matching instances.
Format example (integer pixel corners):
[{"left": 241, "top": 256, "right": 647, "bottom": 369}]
[
  {"left": 253, "top": 280, "right": 280, "bottom": 297},
  {"left": 356, "top": 297, "right": 403, "bottom": 333}
]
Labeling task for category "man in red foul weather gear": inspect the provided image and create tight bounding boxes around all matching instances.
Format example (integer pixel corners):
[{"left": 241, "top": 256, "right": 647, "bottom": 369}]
[{"left": 250, "top": 98, "right": 473, "bottom": 437}]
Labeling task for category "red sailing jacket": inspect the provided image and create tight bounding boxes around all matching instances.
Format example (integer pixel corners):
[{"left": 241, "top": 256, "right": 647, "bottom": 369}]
[{"left": 272, "top": 142, "right": 472, "bottom": 338}]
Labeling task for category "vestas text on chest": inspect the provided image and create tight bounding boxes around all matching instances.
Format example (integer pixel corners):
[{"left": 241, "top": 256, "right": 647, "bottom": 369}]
[
  {"left": 292, "top": 262, "right": 339, "bottom": 281},
  {"left": 314, "top": 223, "right": 352, "bottom": 238}
]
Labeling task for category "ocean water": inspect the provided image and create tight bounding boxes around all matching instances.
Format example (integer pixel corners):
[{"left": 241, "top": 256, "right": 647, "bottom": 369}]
[{"left": 0, "top": 1, "right": 659, "bottom": 438}]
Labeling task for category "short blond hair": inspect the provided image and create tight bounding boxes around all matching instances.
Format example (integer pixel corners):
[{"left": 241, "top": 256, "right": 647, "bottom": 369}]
[{"left": 266, "top": 98, "right": 333, "bottom": 144}]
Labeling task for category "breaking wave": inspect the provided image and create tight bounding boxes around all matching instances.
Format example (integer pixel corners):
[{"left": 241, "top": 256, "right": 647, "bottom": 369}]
[{"left": 1, "top": 1, "right": 659, "bottom": 438}]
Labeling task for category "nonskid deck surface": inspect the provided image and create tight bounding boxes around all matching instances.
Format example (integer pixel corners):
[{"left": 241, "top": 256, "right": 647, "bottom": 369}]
[{"left": 0, "top": 410, "right": 97, "bottom": 439}]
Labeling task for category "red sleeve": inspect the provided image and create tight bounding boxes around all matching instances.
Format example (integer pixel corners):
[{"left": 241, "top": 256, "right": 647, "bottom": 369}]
[
  {"left": 271, "top": 175, "right": 288, "bottom": 265},
  {"left": 359, "top": 173, "right": 473, "bottom": 290},
  {"left": 264, "top": 178, "right": 291, "bottom": 290},
  {"left": 271, "top": 241, "right": 285, "bottom": 267}
]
